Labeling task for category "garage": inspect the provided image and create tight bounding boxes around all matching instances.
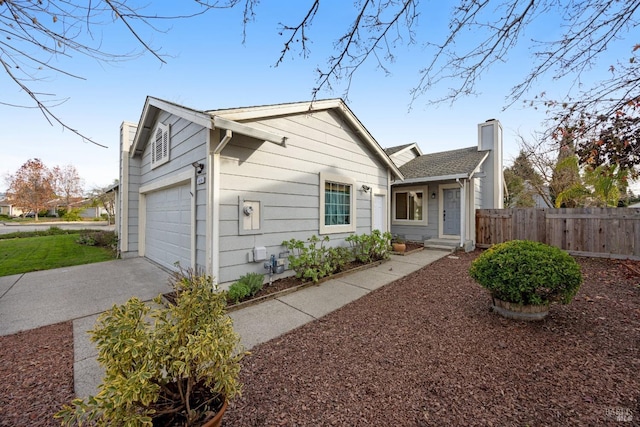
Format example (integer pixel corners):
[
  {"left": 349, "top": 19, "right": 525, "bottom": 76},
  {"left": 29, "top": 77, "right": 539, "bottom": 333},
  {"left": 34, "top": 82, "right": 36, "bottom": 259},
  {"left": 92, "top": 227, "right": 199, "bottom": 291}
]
[{"left": 144, "top": 184, "right": 192, "bottom": 271}]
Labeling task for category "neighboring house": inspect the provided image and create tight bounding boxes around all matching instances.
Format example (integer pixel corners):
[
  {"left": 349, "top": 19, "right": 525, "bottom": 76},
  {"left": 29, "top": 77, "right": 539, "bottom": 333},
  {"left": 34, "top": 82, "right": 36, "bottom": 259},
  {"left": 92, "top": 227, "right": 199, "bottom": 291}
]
[
  {"left": 505, "top": 181, "right": 552, "bottom": 208},
  {"left": 385, "top": 119, "right": 505, "bottom": 250},
  {"left": 0, "top": 193, "right": 23, "bottom": 217},
  {"left": 118, "top": 97, "right": 403, "bottom": 286},
  {"left": 45, "top": 197, "right": 107, "bottom": 219}
]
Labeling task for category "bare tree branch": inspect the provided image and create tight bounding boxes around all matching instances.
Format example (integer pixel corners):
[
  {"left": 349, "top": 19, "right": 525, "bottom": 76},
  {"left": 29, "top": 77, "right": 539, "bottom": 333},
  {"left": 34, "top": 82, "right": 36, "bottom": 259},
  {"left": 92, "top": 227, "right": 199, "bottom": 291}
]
[{"left": 0, "top": 0, "right": 243, "bottom": 147}]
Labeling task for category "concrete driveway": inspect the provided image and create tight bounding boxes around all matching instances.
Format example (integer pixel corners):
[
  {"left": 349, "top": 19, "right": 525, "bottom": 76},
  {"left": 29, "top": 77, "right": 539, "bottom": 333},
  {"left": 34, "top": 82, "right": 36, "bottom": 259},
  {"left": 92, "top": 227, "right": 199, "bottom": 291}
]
[{"left": 0, "top": 258, "right": 172, "bottom": 336}]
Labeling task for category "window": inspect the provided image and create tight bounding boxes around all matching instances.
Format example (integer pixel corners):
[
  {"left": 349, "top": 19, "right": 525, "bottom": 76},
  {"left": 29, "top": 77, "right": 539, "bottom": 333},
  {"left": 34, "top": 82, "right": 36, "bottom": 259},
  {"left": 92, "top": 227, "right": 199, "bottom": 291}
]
[
  {"left": 319, "top": 172, "right": 356, "bottom": 234},
  {"left": 151, "top": 123, "right": 170, "bottom": 168},
  {"left": 392, "top": 186, "right": 427, "bottom": 225}
]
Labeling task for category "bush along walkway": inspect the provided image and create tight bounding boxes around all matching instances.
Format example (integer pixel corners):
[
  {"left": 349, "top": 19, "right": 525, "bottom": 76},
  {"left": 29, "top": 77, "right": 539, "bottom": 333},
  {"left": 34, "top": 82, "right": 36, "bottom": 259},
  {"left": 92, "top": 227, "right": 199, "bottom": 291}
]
[{"left": 74, "top": 249, "right": 451, "bottom": 398}]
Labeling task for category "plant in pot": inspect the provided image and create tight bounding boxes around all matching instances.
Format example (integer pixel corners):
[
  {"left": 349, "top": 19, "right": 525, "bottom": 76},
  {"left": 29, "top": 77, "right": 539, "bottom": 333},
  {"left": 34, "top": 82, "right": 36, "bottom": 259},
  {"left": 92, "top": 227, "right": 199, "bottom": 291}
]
[
  {"left": 55, "top": 268, "right": 246, "bottom": 426},
  {"left": 469, "top": 240, "right": 582, "bottom": 320},
  {"left": 391, "top": 235, "right": 406, "bottom": 253}
]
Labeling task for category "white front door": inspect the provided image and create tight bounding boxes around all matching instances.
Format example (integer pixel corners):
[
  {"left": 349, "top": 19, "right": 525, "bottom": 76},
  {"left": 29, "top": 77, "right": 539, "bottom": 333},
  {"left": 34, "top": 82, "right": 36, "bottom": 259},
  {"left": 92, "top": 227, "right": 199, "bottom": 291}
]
[
  {"left": 443, "top": 188, "right": 461, "bottom": 236},
  {"left": 373, "top": 194, "right": 386, "bottom": 232}
]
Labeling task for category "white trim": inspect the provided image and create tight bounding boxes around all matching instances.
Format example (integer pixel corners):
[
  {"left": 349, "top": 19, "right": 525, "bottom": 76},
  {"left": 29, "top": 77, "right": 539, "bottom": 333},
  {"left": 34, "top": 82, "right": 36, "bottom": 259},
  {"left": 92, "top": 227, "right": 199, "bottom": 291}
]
[
  {"left": 211, "top": 130, "right": 222, "bottom": 281},
  {"left": 212, "top": 116, "right": 286, "bottom": 146},
  {"left": 438, "top": 183, "right": 461, "bottom": 239},
  {"left": 138, "top": 170, "right": 194, "bottom": 268},
  {"left": 139, "top": 170, "right": 192, "bottom": 194},
  {"left": 150, "top": 122, "right": 170, "bottom": 169},
  {"left": 205, "top": 130, "right": 213, "bottom": 276},
  {"left": 190, "top": 173, "right": 197, "bottom": 270},
  {"left": 389, "top": 143, "right": 423, "bottom": 158},
  {"left": 319, "top": 172, "right": 357, "bottom": 234},
  {"left": 391, "top": 185, "right": 428, "bottom": 226}
]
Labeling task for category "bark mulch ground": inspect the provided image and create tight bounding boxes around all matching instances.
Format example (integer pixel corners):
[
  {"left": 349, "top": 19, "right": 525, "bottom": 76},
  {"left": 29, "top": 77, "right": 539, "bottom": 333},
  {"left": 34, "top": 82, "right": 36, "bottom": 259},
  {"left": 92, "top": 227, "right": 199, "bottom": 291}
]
[{"left": 1, "top": 251, "right": 638, "bottom": 426}]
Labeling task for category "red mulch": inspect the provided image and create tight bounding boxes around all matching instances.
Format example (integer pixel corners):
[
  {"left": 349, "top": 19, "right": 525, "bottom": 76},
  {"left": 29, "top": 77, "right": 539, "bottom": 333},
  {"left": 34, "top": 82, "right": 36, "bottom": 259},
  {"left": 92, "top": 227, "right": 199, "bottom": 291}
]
[
  {"left": 0, "top": 322, "right": 74, "bottom": 427},
  {"left": 224, "top": 252, "right": 640, "bottom": 426},
  {"left": 1, "top": 252, "right": 638, "bottom": 426}
]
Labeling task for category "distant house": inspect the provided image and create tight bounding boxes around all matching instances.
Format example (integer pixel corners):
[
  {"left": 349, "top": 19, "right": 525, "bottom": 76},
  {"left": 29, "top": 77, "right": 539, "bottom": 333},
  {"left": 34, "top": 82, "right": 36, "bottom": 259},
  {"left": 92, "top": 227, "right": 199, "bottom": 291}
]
[
  {"left": 505, "top": 181, "right": 552, "bottom": 208},
  {"left": 117, "top": 97, "right": 403, "bottom": 285},
  {"left": 385, "top": 119, "right": 505, "bottom": 250},
  {"left": 45, "top": 197, "right": 107, "bottom": 219},
  {"left": 0, "top": 193, "right": 23, "bottom": 217}
]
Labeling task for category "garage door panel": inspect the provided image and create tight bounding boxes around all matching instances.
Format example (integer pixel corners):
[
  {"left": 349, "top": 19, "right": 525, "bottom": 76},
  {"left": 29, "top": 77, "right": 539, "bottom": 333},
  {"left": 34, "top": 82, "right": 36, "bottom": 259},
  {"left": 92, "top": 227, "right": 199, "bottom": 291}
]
[{"left": 145, "top": 184, "right": 191, "bottom": 271}]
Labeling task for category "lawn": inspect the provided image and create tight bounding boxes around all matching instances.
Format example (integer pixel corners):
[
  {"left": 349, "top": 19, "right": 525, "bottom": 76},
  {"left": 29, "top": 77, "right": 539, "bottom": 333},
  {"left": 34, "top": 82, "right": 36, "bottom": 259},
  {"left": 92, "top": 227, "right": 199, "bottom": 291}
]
[{"left": 0, "top": 233, "right": 116, "bottom": 276}]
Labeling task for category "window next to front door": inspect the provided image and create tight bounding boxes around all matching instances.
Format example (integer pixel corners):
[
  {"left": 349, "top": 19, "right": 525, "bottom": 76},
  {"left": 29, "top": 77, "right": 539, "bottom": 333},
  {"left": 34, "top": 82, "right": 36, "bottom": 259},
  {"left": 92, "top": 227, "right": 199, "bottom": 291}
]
[{"left": 392, "top": 186, "right": 428, "bottom": 226}]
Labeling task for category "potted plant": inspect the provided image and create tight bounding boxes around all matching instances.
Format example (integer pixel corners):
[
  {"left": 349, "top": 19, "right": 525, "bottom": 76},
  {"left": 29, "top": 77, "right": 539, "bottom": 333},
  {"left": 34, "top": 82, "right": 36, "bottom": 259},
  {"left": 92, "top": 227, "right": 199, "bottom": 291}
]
[
  {"left": 469, "top": 240, "right": 582, "bottom": 320},
  {"left": 55, "top": 268, "right": 246, "bottom": 426},
  {"left": 391, "top": 235, "right": 406, "bottom": 253}
]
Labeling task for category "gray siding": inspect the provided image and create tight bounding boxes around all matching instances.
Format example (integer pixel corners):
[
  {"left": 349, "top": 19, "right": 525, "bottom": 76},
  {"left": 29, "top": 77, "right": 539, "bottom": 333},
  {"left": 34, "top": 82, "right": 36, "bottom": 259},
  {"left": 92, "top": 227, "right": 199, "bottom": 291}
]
[
  {"left": 125, "top": 111, "right": 208, "bottom": 267},
  {"left": 217, "top": 109, "right": 390, "bottom": 283}
]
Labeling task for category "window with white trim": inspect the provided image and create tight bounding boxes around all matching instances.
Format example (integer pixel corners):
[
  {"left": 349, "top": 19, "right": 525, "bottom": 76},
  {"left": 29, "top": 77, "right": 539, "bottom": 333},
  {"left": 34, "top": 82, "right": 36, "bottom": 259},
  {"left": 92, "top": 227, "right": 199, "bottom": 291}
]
[
  {"left": 319, "top": 172, "right": 356, "bottom": 234},
  {"left": 151, "top": 123, "right": 170, "bottom": 169},
  {"left": 392, "top": 186, "right": 427, "bottom": 225}
]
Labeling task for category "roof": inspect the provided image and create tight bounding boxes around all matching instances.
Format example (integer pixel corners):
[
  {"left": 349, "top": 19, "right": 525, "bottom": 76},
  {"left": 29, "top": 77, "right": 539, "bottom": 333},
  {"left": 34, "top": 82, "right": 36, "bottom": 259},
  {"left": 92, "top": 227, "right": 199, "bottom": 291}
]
[
  {"left": 399, "top": 146, "right": 489, "bottom": 182},
  {"left": 130, "top": 97, "right": 403, "bottom": 180},
  {"left": 385, "top": 143, "right": 422, "bottom": 157}
]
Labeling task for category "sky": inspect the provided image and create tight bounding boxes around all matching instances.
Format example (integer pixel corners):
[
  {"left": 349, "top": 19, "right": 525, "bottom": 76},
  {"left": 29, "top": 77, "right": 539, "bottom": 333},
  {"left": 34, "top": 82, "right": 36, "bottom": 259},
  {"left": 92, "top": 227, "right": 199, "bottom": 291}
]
[{"left": 1, "top": 1, "right": 637, "bottom": 193}]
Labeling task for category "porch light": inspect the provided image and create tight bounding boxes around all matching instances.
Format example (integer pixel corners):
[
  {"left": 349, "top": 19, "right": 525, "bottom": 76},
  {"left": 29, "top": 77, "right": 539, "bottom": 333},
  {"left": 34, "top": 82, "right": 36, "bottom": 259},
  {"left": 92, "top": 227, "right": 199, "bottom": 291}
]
[
  {"left": 192, "top": 162, "right": 204, "bottom": 174},
  {"left": 431, "top": 192, "right": 436, "bottom": 199}
]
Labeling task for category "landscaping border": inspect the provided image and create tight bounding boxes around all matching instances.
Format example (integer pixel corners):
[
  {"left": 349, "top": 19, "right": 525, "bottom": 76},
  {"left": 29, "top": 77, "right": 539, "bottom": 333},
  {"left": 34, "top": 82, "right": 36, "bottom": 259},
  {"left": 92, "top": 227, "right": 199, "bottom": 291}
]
[{"left": 226, "top": 258, "right": 389, "bottom": 312}]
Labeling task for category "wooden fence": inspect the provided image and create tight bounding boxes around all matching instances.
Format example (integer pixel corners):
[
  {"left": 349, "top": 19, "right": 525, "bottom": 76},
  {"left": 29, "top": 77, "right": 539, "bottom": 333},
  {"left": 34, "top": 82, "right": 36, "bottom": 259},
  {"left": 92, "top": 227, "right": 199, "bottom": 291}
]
[{"left": 476, "top": 208, "right": 640, "bottom": 260}]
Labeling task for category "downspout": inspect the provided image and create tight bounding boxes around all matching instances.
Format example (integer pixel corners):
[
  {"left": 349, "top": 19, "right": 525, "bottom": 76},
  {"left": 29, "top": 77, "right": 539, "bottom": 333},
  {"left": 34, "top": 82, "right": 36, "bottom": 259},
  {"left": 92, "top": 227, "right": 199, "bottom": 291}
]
[
  {"left": 210, "top": 129, "right": 233, "bottom": 281},
  {"left": 456, "top": 178, "right": 466, "bottom": 249}
]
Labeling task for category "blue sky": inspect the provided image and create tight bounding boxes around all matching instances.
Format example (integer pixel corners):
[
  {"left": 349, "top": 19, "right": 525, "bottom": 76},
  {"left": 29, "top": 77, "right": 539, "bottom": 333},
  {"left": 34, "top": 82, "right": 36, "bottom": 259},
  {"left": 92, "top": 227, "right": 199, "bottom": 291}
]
[{"left": 1, "top": 2, "right": 636, "bottom": 192}]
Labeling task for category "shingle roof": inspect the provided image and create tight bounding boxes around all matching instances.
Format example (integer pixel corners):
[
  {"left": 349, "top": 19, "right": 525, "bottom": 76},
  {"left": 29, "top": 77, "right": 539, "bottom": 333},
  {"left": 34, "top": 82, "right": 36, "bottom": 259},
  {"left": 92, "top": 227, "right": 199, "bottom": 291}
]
[
  {"left": 399, "top": 146, "right": 489, "bottom": 180},
  {"left": 384, "top": 143, "right": 414, "bottom": 156}
]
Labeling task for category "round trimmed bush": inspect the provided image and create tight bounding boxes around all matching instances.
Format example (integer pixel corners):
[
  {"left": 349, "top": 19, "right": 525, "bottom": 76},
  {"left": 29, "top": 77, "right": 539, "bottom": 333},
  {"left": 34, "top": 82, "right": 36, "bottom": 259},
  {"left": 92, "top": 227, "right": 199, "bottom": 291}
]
[{"left": 469, "top": 240, "right": 582, "bottom": 305}]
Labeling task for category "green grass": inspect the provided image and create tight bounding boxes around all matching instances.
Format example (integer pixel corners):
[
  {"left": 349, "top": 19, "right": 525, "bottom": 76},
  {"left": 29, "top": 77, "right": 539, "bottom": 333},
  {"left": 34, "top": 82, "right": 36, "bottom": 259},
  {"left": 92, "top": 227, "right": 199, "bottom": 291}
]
[{"left": 0, "top": 233, "right": 116, "bottom": 276}]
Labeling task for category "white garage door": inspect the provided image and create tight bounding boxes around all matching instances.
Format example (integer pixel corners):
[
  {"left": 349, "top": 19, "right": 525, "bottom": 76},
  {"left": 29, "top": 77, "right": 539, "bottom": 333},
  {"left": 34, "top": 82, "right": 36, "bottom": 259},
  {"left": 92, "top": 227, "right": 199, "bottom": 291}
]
[{"left": 145, "top": 184, "right": 191, "bottom": 271}]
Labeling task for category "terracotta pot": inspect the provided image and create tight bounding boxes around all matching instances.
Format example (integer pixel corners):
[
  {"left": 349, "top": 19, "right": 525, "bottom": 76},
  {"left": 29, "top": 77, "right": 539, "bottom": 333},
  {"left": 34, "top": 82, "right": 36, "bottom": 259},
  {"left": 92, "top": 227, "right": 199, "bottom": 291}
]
[
  {"left": 491, "top": 297, "right": 549, "bottom": 321},
  {"left": 392, "top": 243, "right": 406, "bottom": 253},
  {"left": 201, "top": 399, "right": 228, "bottom": 427}
]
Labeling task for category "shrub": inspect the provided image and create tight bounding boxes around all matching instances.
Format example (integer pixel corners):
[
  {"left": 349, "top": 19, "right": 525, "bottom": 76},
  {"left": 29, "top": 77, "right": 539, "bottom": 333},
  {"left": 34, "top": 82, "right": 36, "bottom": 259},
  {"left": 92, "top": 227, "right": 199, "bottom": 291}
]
[
  {"left": 62, "top": 208, "right": 82, "bottom": 221},
  {"left": 56, "top": 268, "right": 245, "bottom": 426},
  {"left": 227, "top": 282, "right": 251, "bottom": 304},
  {"left": 76, "top": 230, "right": 118, "bottom": 254},
  {"left": 346, "top": 230, "right": 392, "bottom": 263},
  {"left": 469, "top": 240, "right": 583, "bottom": 305},
  {"left": 282, "top": 235, "right": 354, "bottom": 282},
  {"left": 227, "top": 272, "right": 265, "bottom": 304}
]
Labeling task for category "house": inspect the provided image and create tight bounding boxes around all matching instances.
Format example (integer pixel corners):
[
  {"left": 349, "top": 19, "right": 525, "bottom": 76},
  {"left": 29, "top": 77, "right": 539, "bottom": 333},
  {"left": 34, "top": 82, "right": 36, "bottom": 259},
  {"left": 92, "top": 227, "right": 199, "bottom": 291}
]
[
  {"left": 385, "top": 119, "right": 505, "bottom": 251},
  {"left": 118, "top": 97, "right": 403, "bottom": 286},
  {"left": 45, "top": 197, "right": 107, "bottom": 219},
  {"left": 0, "top": 193, "right": 23, "bottom": 217}
]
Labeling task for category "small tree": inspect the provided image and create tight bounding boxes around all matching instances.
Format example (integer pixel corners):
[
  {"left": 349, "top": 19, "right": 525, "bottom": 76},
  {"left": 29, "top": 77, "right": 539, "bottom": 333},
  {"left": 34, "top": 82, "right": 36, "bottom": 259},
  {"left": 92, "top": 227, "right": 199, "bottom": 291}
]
[
  {"left": 5, "top": 159, "right": 55, "bottom": 220},
  {"left": 87, "top": 181, "right": 117, "bottom": 224},
  {"left": 52, "top": 164, "right": 84, "bottom": 212}
]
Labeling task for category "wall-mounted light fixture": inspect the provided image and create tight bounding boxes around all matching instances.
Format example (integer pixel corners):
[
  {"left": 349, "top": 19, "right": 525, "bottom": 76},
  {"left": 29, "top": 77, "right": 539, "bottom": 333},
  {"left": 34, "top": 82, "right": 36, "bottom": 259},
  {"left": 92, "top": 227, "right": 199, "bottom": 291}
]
[
  {"left": 192, "top": 162, "right": 204, "bottom": 174},
  {"left": 431, "top": 192, "right": 436, "bottom": 199},
  {"left": 361, "top": 185, "right": 371, "bottom": 193}
]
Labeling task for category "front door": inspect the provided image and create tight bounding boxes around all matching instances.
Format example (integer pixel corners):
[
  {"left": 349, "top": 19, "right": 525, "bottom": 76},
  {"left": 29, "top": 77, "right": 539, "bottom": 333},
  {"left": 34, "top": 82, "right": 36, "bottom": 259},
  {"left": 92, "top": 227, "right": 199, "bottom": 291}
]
[{"left": 443, "top": 188, "right": 461, "bottom": 236}]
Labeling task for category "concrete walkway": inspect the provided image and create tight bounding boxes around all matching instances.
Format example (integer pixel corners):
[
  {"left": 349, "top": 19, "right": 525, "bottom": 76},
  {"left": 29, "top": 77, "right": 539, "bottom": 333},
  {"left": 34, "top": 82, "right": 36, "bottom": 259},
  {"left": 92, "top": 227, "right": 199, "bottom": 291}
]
[{"left": 0, "top": 250, "right": 451, "bottom": 398}]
